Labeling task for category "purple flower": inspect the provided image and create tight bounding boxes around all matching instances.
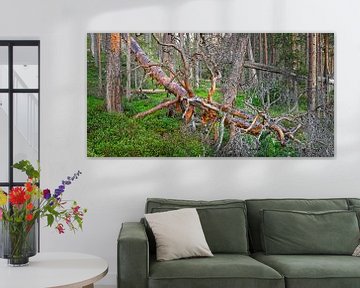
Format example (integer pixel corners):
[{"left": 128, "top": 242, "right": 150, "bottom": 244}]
[
  {"left": 54, "top": 170, "right": 82, "bottom": 199},
  {"left": 43, "top": 189, "right": 51, "bottom": 200},
  {"left": 54, "top": 189, "right": 63, "bottom": 199}
]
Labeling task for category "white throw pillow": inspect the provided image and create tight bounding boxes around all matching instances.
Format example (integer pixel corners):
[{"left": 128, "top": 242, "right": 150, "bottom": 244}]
[
  {"left": 145, "top": 208, "right": 213, "bottom": 261},
  {"left": 353, "top": 244, "right": 360, "bottom": 256}
]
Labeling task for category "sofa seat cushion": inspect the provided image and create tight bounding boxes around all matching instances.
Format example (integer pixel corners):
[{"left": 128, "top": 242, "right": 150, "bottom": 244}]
[
  {"left": 252, "top": 252, "right": 360, "bottom": 288},
  {"left": 149, "top": 254, "right": 284, "bottom": 288}
]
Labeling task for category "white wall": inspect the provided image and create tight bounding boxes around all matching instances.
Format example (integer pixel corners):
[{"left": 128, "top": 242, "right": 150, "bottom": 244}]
[{"left": 1, "top": 0, "right": 360, "bottom": 285}]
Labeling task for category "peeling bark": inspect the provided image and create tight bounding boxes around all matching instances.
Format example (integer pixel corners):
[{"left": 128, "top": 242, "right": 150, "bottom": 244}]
[
  {"left": 106, "top": 33, "right": 122, "bottom": 112},
  {"left": 223, "top": 34, "right": 249, "bottom": 106}
]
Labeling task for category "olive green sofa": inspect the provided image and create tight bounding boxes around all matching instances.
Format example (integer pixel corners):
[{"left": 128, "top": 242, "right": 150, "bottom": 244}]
[{"left": 118, "top": 198, "right": 360, "bottom": 288}]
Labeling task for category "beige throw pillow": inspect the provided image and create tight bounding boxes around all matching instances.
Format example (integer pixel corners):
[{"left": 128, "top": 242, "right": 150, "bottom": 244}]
[
  {"left": 145, "top": 208, "right": 213, "bottom": 261},
  {"left": 353, "top": 244, "right": 360, "bottom": 256}
]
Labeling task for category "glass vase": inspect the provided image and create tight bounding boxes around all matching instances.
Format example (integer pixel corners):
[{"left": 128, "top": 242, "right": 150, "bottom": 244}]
[{"left": 0, "top": 220, "right": 37, "bottom": 266}]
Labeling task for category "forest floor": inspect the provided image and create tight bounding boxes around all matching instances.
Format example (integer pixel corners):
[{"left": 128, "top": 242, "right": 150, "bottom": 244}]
[{"left": 87, "top": 59, "right": 306, "bottom": 157}]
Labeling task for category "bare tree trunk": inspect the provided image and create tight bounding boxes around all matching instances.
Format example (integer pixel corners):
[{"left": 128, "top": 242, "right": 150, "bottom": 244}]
[
  {"left": 97, "top": 33, "right": 103, "bottom": 97},
  {"left": 106, "top": 33, "right": 122, "bottom": 112},
  {"left": 291, "top": 33, "right": 299, "bottom": 112},
  {"left": 258, "top": 34, "right": 263, "bottom": 82},
  {"left": 324, "top": 33, "right": 331, "bottom": 105},
  {"left": 307, "top": 33, "right": 317, "bottom": 112},
  {"left": 263, "top": 33, "right": 270, "bottom": 106},
  {"left": 194, "top": 33, "right": 200, "bottom": 89},
  {"left": 317, "top": 34, "right": 324, "bottom": 115},
  {"left": 247, "top": 35, "right": 258, "bottom": 86},
  {"left": 145, "top": 33, "right": 151, "bottom": 46},
  {"left": 223, "top": 34, "right": 249, "bottom": 106},
  {"left": 134, "top": 67, "right": 138, "bottom": 90},
  {"left": 264, "top": 33, "right": 268, "bottom": 65},
  {"left": 179, "top": 33, "right": 184, "bottom": 50},
  {"left": 90, "top": 33, "right": 96, "bottom": 58},
  {"left": 126, "top": 33, "right": 132, "bottom": 100},
  {"left": 270, "top": 34, "right": 276, "bottom": 65},
  {"left": 306, "top": 33, "right": 309, "bottom": 73},
  {"left": 161, "top": 33, "right": 175, "bottom": 75},
  {"left": 92, "top": 34, "right": 98, "bottom": 68}
]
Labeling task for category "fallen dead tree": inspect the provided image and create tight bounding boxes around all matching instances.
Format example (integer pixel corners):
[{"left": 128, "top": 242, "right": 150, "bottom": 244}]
[
  {"left": 244, "top": 61, "right": 334, "bottom": 84},
  {"left": 131, "top": 89, "right": 166, "bottom": 94},
  {"left": 123, "top": 35, "right": 301, "bottom": 145}
]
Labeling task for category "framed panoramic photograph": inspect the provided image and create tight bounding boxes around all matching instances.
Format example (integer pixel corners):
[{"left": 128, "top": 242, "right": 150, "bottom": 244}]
[{"left": 87, "top": 33, "right": 334, "bottom": 157}]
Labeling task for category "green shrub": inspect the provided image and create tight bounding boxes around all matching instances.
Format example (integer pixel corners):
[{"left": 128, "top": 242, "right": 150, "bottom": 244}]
[
  {"left": 87, "top": 96, "right": 208, "bottom": 157},
  {"left": 257, "top": 134, "right": 299, "bottom": 157}
]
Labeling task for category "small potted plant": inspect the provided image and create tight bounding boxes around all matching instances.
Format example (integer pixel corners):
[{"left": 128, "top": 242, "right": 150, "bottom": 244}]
[{"left": 0, "top": 160, "right": 87, "bottom": 266}]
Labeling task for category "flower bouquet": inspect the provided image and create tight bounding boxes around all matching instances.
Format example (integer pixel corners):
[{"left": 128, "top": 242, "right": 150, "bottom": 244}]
[{"left": 0, "top": 160, "right": 87, "bottom": 266}]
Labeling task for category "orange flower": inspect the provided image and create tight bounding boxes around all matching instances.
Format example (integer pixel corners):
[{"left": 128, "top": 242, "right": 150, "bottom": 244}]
[
  {"left": 26, "top": 203, "right": 34, "bottom": 210},
  {"left": 25, "top": 182, "right": 33, "bottom": 192},
  {"left": 24, "top": 193, "right": 31, "bottom": 200},
  {"left": 26, "top": 214, "right": 33, "bottom": 221}
]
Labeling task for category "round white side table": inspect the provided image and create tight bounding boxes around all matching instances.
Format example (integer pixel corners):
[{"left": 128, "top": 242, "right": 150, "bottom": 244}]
[{"left": 0, "top": 252, "right": 108, "bottom": 288}]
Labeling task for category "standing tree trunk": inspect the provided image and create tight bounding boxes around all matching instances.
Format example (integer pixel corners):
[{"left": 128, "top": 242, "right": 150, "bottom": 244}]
[
  {"left": 264, "top": 33, "right": 268, "bottom": 65},
  {"left": 106, "top": 33, "right": 122, "bottom": 112},
  {"left": 324, "top": 33, "right": 331, "bottom": 105},
  {"left": 93, "top": 34, "right": 99, "bottom": 68},
  {"left": 194, "top": 33, "right": 200, "bottom": 89},
  {"left": 194, "top": 58, "right": 200, "bottom": 89},
  {"left": 247, "top": 35, "right": 258, "bottom": 86},
  {"left": 270, "top": 34, "right": 276, "bottom": 65},
  {"left": 223, "top": 34, "right": 249, "bottom": 106},
  {"left": 316, "top": 34, "right": 324, "bottom": 114},
  {"left": 145, "top": 33, "right": 152, "bottom": 46},
  {"left": 90, "top": 33, "right": 96, "bottom": 58},
  {"left": 291, "top": 33, "right": 299, "bottom": 112},
  {"left": 97, "top": 33, "right": 103, "bottom": 97},
  {"left": 126, "top": 33, "right": 132, "bottom": 100},
  {"left": 161, "top": 33, "right": 175, "bottom": 76},
  {"left": 258, "top": 34, "right": 263, "bottom": 82},
  {"left": 307, "top": 33, "right": 317, "bottom": 112},
  {"left": 134, "top": 67, "right": 138, "bottom": 90}
]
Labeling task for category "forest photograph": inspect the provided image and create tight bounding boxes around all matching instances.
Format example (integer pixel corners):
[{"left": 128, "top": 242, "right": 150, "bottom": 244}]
[{"left": 87, "top": 33, "right": 334, "bottom": 157}]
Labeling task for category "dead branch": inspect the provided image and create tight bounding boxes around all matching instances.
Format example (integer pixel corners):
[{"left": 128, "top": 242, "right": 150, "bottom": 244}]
[
  {"left": 152, "top": 34, "right": 195, "bottom": 98},
  {"left": 134, "top": 98, "right": 179, "bottom": 119},
  {"left": 215, "top": 113, "right": 227, "bottom": 152}
]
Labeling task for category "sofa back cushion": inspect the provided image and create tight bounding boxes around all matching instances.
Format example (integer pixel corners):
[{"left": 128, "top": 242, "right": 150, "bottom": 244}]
[
  {"left": 348, "top": 198, "right": 360, "bottom": 207},
  {"left": 145, "top": 198, "right": 249, "bottom": 254},
  {"left": 261, "top": 209, "right": 359, "bottom": 255},
  {"left": 246, "top": 198, "right": 349, "bottom": 252},
  {"left": 347, "top": 199, "right": 360, "bottom": 228}
]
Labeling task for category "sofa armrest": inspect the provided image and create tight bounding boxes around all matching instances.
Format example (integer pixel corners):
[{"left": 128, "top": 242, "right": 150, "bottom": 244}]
[{"left": 118, "top": 222, "right": 149, "bottom": 288}]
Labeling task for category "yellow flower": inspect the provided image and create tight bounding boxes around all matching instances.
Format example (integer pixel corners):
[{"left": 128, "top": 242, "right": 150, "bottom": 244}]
[{"left": 0, "top": 190, "right": 7, "bottom": 206}]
